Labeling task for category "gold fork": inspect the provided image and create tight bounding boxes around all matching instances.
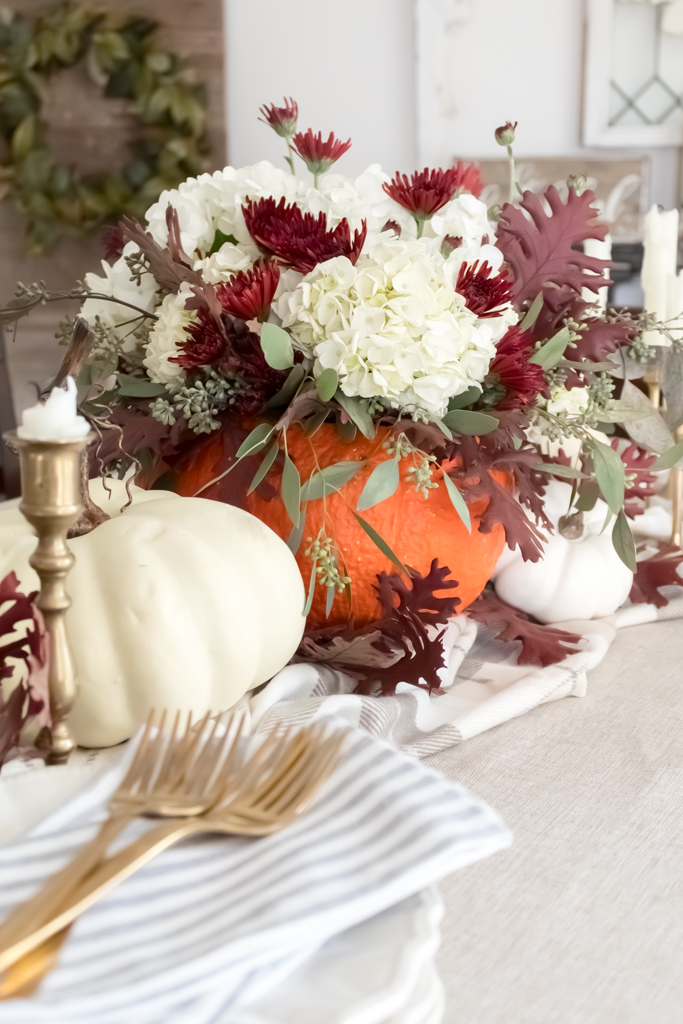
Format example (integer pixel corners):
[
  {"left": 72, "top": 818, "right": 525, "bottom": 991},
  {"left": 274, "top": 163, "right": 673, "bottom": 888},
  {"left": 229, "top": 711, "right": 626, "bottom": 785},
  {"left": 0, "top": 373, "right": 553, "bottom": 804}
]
[
  {"left": 0, "top": 722, "right": 346, "bottom": 988},
  {"left": 0, "top": 707, "right": 247, "bottom": 988}
]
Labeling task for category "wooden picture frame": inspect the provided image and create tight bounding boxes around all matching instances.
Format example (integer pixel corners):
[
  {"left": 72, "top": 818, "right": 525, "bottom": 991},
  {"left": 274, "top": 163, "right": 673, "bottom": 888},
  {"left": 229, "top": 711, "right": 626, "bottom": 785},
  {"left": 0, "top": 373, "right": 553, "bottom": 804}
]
[{"left": 584, "top": 0, "right": 683, "bottom": 148}]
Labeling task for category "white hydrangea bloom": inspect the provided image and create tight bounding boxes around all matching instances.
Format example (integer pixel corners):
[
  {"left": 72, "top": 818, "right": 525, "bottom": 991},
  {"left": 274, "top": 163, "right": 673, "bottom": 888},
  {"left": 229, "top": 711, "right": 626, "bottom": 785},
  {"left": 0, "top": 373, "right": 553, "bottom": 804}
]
[
  {"left": 430, "top": 193, "right": 492, "bottom": 251},
  {"left": 145, "top": 161, "right": 305, "bottom": 260},
  {"left": 277, "top": 239, "right": 499, "bottom": 418},
  {"left": 194, "top": 242, "right": 253, "bottom": 284},
  {"left": 546, "top": 384, "right": 590, "bottom": 417},
  {"left": 80, "top": 242, "right": 157, "bottom": 351},
  {"left": 304, "top": 164, "right": 415, "bottom": 244},
  {"left": 143, "top": 283, "right": 197, "bottom": 386}
]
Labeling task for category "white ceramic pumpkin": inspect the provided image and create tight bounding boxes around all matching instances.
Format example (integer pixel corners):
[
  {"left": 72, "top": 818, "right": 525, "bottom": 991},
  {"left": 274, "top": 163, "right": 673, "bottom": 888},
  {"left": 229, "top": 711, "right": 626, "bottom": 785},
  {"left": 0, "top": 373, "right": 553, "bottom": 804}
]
[
  {"left": 492, "top": 480, "right": 634, "bottom": 623},
  {"left": 0, "top": 480, "right": 305, "bottom": 747}
]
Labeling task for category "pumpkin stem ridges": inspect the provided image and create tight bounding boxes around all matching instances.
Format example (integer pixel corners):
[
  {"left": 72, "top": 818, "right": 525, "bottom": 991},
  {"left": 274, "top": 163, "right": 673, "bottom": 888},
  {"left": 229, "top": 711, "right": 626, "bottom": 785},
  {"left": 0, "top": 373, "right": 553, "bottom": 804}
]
[{"left": 68, "top": 454, "right": 110, "bottom": 538}]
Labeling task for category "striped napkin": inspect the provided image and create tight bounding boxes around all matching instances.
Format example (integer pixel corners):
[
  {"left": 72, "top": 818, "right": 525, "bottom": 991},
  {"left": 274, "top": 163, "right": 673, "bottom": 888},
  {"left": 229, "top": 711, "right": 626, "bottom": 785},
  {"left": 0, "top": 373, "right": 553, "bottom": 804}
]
[{"left": 0, "top": 728, "right": 511, "bottom": 1023}]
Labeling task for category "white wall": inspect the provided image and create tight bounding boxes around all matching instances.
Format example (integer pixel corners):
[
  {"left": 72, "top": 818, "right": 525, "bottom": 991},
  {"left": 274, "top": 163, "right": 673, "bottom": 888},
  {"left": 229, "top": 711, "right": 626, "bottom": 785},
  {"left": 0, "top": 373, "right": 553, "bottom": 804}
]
[
  {"left": 224, "top": 0, "right": 417, "bottom": 177},
  {"left": 416, "top": 0, "right": 585, "bottom": 163},
  {"left": 224, "top": 0, "right": 679, "bottom": 207}
]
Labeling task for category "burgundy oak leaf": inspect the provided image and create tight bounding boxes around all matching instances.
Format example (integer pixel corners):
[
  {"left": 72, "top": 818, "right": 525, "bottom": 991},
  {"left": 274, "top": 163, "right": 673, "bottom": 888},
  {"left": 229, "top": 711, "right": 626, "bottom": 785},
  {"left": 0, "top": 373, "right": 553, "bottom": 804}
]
[
  {"left": 0, "top": 572, "right": 49, "bottom": 767},
  {"left": 295, "top": 560, "right": 461, "bottom": 697},
  {"left": 630, "top": 544, "right": 683, "bottom": 608},
  {"left": 496, "top": 186, "right": 611, "bottom": 309},
  {"left": 467, "top": 587, "right": 582, "bottom": 667}
]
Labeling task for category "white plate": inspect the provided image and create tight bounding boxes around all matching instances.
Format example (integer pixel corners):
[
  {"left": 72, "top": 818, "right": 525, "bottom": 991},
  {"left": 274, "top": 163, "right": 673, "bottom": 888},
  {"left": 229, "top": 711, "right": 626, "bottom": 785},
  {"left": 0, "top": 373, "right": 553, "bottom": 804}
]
[
  {"left": 0, "top": 754, "right": 445, "bottom": 1024},
  {"left": 239, "top": 887, "right": 444, "bottom": 1024}
]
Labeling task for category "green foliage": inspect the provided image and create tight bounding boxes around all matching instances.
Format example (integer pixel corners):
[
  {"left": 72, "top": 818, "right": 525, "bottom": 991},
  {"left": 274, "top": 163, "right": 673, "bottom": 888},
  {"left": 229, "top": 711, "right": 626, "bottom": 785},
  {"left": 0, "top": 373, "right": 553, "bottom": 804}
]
[
  {"left": 612, "top": 510, "right": 637, "bottom": 572},
  {"left": 441, "top": 408, "right": 499, "bottom": 435},
  {"left": 357, "top": 456, "right": 399, "bottom": 511},
  {"left": 442, "top": 473, "right": 471, "bottom": 533},
  {"left": 301, "top": 460, "right": 365, "bottom": 501},
  {"left": 260, "top": 322, "right": 294, "bottom": 369},
  {"left": 0, "top": 2, "right": 209, "bottom": 253},
  {"left": 529, "top": 326, "right": 573, "bottom": 369}
]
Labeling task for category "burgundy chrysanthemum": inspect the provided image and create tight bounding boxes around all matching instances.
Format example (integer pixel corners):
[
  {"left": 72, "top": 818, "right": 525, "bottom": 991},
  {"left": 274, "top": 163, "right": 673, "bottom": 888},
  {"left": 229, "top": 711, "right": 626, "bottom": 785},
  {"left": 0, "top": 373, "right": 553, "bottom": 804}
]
[
  {"left": 383, "top": 161, "right": 483, "bottom": 219},
  {"left": 451, "top": 161, "right": 483, "bottom": 198},
  {"left": 171, "top": 312, "right": 226, "bottom": 370},
  {"left": 456, "top": 261, "right": 514, "bottom": 318},
  {"left": 258, "top": 97, "right": 298, "bottom": 139},
  {"left": 216, "top": 260, "right": 280, "bottom": 322},
  {"left": 292, "top": 129, "right": 352, "bottom": 175},
  {"left": 486, "top": 326, "right": 547, "bottom": 409},
  {"left": 242, "top": 196, "right": 367, "bottom": 273}
]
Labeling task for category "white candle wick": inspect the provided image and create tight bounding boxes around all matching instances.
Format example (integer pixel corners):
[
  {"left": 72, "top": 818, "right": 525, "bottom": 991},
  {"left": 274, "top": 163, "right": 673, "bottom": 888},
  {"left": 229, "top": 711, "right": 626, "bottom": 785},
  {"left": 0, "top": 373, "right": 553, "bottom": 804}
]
[{"left": 17, "top": 376, "right": 90, "bottom": 441}]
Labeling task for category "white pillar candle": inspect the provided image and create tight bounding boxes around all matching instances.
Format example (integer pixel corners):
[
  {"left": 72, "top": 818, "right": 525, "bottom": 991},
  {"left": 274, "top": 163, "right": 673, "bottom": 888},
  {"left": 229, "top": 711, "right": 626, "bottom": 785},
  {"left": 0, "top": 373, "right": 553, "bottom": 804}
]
[
  {"left": 666, "top": 269, "right": 683, "bottom": 346},
  {"left": 642, "top": 205, "right": 680, "bottom": 346},
  {"left": 17, "top": 377, "right": 90, "bottom": 441},
  {"left": 582, "top": 234, "right": 612, "bottom": 311}
]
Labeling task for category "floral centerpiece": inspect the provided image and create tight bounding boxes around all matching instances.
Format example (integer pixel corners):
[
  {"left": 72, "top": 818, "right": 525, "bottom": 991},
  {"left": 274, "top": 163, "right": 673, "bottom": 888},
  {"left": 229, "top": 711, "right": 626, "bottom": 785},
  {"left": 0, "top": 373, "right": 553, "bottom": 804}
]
[{"left": 6, "top": 100, "right": 683, "bottom": 692}]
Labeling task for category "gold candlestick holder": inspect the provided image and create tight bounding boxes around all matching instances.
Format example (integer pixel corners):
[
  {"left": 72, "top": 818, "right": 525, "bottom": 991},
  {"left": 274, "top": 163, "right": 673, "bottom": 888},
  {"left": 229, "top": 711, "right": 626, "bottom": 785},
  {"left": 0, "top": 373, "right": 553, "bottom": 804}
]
[{"left": 3, "top": 432, "right": 92, "bottom": 765}]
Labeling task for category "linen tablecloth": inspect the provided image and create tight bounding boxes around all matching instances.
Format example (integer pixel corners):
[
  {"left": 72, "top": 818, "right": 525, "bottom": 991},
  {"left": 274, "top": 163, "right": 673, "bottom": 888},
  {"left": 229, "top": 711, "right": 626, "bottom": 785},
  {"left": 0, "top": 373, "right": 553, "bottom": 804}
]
[{"left": 430, "top": 615, "right": 683, "bottom": 1024}]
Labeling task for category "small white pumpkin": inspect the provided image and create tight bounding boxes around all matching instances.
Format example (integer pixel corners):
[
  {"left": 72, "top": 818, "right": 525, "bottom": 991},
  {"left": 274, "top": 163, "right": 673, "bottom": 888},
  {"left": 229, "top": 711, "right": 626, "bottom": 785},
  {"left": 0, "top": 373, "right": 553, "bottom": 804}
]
[
  {"left": 492, "top": 480, "right": 633, "bottom": 623},
  {"left": 0, "top": 480, "right": 305, "bottom": 747}
]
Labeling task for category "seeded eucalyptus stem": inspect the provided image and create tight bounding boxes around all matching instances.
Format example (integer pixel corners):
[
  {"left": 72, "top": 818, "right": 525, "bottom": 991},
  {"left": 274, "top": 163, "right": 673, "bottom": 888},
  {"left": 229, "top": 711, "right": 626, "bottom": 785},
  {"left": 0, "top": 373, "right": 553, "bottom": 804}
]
[{"left": 507, "top": 145, "right": 518, "bottom": 204}]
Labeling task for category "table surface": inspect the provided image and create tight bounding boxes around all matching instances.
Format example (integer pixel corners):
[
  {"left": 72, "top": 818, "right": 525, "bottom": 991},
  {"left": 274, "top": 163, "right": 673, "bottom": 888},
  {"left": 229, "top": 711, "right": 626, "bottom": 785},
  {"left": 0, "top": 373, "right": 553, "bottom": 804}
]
[{"left": 428, "top": 616, "right": 683, "bottom": 1024}]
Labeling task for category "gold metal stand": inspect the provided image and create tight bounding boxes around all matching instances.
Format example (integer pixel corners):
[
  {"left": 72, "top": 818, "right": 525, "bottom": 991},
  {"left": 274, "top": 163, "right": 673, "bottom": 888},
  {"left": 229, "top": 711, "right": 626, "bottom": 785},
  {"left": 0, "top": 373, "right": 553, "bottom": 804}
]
[
  {"left": 3, "top": 432, "right": 92, "bottom": 764},
  {"left": 672, "top": 425, "right": 683, "bottom": 548}
]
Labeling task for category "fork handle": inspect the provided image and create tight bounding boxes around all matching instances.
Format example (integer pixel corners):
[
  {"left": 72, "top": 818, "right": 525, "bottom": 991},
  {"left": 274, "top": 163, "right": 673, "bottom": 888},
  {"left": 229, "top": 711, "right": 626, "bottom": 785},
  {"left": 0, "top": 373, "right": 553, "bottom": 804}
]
[
  {"left": 0, "top": 816, "right": 130, "bottom": 956},
  {"left": 0, "top": 818, "right": 200, "bottom": 973}
]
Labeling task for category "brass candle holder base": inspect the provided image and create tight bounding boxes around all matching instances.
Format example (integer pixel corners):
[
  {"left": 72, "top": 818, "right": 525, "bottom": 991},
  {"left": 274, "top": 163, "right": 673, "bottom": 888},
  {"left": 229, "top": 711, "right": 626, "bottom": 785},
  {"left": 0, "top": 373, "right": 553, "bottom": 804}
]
[{"left": 3, "top": 432, "right": 92, "bottom": 765}]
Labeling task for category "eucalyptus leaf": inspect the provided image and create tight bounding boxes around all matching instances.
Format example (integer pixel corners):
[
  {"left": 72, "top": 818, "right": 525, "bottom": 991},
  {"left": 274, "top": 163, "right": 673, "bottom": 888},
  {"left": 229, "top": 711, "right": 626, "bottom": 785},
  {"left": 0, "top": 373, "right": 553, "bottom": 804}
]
[
  {"left": 590, "top": 439, "right": 625, "bottom": 515},
  {"left": 236, "top": 422, "right": 274, "bottom": 459},
  {"left": 447, "top": 386, "right": 482, "bottom": 411},
  {"left": 528, "top": 326, "right": 572, "bottom": 369},
  {"left": 116, "top": 376, "right": 167, "bottom": 398},
  {"left": 532, "top": 462, "right": 586, "bottom": 480},
  {"left": 660, "top": 346, "right": 683, "bottom": 430},
  {"left": 433, "top": 417, "right": 453, "bottom": 441},
  {"left": 335, "top": 391, "right": 375, "bottom": 439},
  {"left": 357, "top": 457, "right": 400, "bottom": 511},
  {"left": 305, "top": 409, "right": 329, "bottom": 437},
  {"left": 315, "top": 368, "right": 339, "bottom": 402},
  {"left": 281, "top": 451, "right": 301, "bottom": 527},
  {"left": 303, "top": 558, "right": 317, "bottom": 616},
  {"left": 287, "top": 506, "right": 307, "bottom": 555},
  {"left": 443, "top": 473, "right": 471, "bottom": 533},
  {"left": 442, "top": 409, "right": 499, "bottom": 435},
  {"left": 574, "top": 480, "right": 600, "bottom": 513},
  {"left": 336, "top": 416, "right": 357, "bottom": 442},
  {"left": 301, "top": 460, "right": 365, "bottom": 500},
  {"left": 519, "top": 292, "right": 544, "bottom": 331},
  {"left": 325, "top": 584, "right": 336, "bottom": 618},
  {"left": 651, "top": 442, "right": 683, "bottom": 471},
  {"left": 352, "top": 513, "right": 405, "bottom": 572},
  {"left": 260, "top": 322, "right": 294, "bottom": 370},
  {"left": 263, "top": 364, "right": 305, "bottom": 409},
  {"left": 612, "top": 510, "right": 637, "bottom": 573},
  {"left": 620, "top": 380, "right": 674, "bottom": 454},
  {"left": 247, "top": 441, "right": 279, "bottom": 494}
]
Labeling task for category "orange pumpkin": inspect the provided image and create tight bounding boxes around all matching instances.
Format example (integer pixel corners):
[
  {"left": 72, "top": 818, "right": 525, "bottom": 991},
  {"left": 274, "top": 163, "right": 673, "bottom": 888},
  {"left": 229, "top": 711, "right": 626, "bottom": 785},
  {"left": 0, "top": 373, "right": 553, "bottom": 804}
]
[{"left": 172, "top": 423, "right": 508, "bottom": 629}]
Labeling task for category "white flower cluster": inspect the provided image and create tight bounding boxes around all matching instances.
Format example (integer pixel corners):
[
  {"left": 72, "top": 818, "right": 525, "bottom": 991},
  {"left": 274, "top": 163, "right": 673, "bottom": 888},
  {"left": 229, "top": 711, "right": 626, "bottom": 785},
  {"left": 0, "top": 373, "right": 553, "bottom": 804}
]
[
  {"left": 143, "top": 161, "right": 493, "bottom": 283},
  {"left": 277, "top": 238, "right": 514, "bottom": 418},
  {"left": 78, "top": 159, "right": 512, "bottom": 422},
  {"left": 80, "top": 241, "right": 157, "bottom": 349},
  {"left": 143, "top": 283, "right": 198, "bottom": 386}
]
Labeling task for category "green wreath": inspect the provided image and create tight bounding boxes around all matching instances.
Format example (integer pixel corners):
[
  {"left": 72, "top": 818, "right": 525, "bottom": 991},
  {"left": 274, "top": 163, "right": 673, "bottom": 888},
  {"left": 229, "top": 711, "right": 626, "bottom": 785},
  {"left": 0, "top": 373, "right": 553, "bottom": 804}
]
[{"left": 0, "top": 2, "right": 209, "bottom": 253}]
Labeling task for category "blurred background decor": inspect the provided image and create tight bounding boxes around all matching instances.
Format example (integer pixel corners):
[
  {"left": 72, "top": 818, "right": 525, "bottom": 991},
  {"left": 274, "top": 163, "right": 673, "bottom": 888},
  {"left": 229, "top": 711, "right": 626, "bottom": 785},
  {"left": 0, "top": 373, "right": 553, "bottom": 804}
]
[
  {"left": 0, "top": 0, "right": 224, "bottom": 420},
  {"left": 0, "top": 2, "right": 209, "bottom": 254}
]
